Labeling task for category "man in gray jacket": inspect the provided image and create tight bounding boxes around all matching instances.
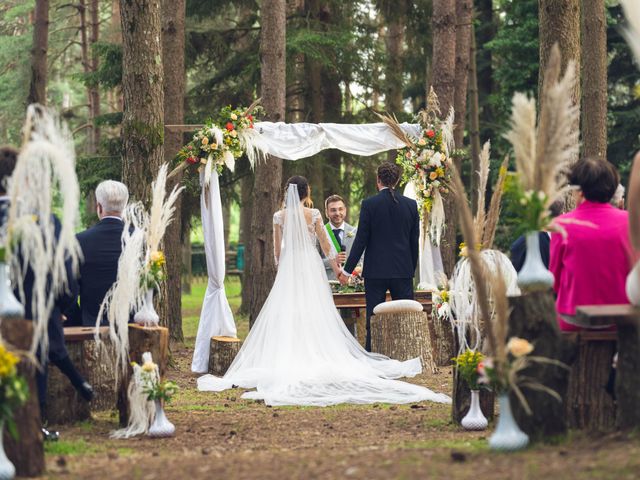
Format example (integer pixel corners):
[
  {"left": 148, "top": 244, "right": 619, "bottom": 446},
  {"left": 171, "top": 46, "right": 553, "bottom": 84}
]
[{"left": 322, "top": 195, "right": 359, "bottom": 279}]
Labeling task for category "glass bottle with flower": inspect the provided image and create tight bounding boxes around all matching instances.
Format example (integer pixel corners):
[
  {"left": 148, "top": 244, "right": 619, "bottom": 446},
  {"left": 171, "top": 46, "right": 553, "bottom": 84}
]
[
  {"left": 135, "top": 358, "right": 178, "bottom": 438},
  {"left": 452, "top": 349, "right": 488, "bottom": 430},
  {"left": 133, "top": 251, "right": 166, "bottom": 326}
]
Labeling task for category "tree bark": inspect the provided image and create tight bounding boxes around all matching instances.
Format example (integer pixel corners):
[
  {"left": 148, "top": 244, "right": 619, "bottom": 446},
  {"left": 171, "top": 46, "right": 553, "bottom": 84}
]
[
  {"left": 539, "top": 0, "right": 581, "bottom": 105},
  {"left": 580, "top": 0, "right": 607, "bottom": 159},
  {"left": 239, "top": 163, "right": 254, "bottom": 314},
  {"left": 28, "top": 0, "right": 49, "bottom": 105},
  {"left": 120, "top": 0, "right": 164, "bottom": 202},
  {"left": 370, "top": 311, "right": 437, "bottom": 374},
  {"left": 468, "top": 25, "right": 481, "bottom": 213},
  {"left": 161, "top": 0, "right": 186, "bottom": 342},
  {"left": 89, "top": 0, "right": 101, "bottom": 153},
  {"left": 615, "top": 323, "right": 640, "bottom": 430},
  {"left": 1, "top": 319, "right": 44, "bottom": 477},
  {"left": 431, "top": 0, "right": 457, "bottom": 275},
  {"left": 208, "top": 336, "right": 242, "bottom": 376},
  {"left": 507, "top": 291, "right": 576, "bottom": 442},
  {"left": 248, "top": 0, "right": 285, "bottom": 327},
  {"left": 453, "top": 0, "right": 472, "bottom": 149}
]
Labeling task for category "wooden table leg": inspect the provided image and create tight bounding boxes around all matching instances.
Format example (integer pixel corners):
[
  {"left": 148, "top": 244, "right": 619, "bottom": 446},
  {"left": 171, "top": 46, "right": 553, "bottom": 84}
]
[{"left": 615, "top": 323, "right": 640, "bottom": 430}]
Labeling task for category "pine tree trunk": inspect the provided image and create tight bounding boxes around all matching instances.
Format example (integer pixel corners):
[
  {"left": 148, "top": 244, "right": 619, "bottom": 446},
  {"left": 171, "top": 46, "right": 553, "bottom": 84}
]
[
  {"left": 239, "top": 164, "right": 254, "bottom": 315},
  {"left": 385, "top": 20, "right": 405, "bottom": 114},
  {"left": 468, "top": 25, "right": 481, "bottom": 213},
  {"left": 161, "top": 0, "right": 186, "bottom": 342},
  {"left": 580, "top": 0, "right": 607, "bottom": 159},
  {"left": 539, "top": 0, "right": 581, "bottom": 104},
  {"left": 248, "top": 0, "right": 285, "bottom": 327},
  {"left": 28, "top": 0, "right": 49, "bottom": 105},
  {"left": 120, "top": 0, "right": 164, "bottom": 202},
  {"left": 432, "top": 0, "right": 457, "bottom": 275},
  {"left": 453, "top": 0, "right": 472, "bottom": 149},
  {"left": 89, "top": 0, "right": 101, "bottom": 152}
]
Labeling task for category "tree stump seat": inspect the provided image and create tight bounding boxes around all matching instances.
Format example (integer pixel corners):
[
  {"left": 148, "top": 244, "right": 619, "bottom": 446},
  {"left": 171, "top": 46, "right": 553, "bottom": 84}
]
[
  {"left": 209, "top": 336, "right": 242, "bottom": 376},
  {"left": 575, "top": 305, "right": 640, "bottom": 430},
  {"left": 370, "top": 310, "right": 437, "bottom": 374},
  {"left": 46, "top": 326, "right": 114, "bottom": 425}
]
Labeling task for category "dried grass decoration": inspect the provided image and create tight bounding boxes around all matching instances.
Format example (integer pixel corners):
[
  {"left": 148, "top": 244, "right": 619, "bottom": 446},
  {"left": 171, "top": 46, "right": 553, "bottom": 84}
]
[
  {"left": 449, "top": 141, "right": 518, "bottom": 354},
  {"left": 97, "top": 164, "right": 183, "bottom": 377},
  {"left": 7, "top": 104, "right": 83, "bottom": 359}
]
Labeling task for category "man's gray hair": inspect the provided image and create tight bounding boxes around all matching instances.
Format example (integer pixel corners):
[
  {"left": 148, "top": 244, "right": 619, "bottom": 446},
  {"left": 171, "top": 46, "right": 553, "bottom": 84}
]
[{"left": 95, "top": 180, "right": 129, "bottom": 214}]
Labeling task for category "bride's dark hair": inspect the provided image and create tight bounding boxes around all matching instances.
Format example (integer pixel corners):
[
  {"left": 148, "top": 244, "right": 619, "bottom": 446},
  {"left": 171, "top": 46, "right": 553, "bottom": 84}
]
[{"left": 285, "top": 175, "right": 313, "bottom": 207}]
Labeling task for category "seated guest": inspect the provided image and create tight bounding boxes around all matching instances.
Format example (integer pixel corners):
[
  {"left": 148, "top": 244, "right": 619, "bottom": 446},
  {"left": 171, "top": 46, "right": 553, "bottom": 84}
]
[
  {"left": 0, "top": 146, "right": 93, "bottom": 440},
  {"left": 510, "top": 199, "right": 564, "bottom": 272},
  {"left": 322, "top": 195, "right": 359, "bottom": 280},
  {"left": 550, "top": 159, "right": 633, "bottom": 331},
  {"left": 66, "top": 180, "right": 128, "bottom": 326}
]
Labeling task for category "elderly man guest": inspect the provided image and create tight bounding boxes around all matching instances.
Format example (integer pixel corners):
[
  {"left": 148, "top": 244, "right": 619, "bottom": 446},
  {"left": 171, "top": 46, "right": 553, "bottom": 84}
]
[{"left": 66, "top": 180, "right": 129, "bottom": 326}]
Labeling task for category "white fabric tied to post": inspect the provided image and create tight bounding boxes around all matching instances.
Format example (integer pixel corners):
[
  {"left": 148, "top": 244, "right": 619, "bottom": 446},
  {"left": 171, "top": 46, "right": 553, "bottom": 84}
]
[
  {"left": 191, "top": 171, "right": 237, "bottom": 373},
  {"left": 253, "top": 122, "right": 422, "bottom": 160}
]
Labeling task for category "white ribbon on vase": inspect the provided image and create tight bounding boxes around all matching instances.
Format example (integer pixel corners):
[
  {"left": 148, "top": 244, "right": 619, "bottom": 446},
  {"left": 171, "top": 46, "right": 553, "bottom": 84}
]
[{"left": 191, "top": 170, "right": 237, "bottom": 374}]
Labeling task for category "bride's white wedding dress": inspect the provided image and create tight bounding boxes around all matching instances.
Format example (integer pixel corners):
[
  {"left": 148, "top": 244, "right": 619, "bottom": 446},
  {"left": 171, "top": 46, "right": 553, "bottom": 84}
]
[{"left": 197, "top": 184, "right": 451, "bottom": 406}]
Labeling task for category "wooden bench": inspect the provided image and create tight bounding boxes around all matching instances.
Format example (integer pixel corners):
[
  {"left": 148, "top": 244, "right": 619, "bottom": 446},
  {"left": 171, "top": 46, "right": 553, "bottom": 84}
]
[
  {"left": 47, "top": 326, "right": 113, "bottom": 425},
  {"left": 575, "top": 305, "right": 640, "bottom": 430}
]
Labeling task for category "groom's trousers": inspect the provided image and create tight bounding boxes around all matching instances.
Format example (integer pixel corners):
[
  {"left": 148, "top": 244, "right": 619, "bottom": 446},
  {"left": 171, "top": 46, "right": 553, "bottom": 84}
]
[{"left": 364, "top": 278, "right": 414, "bottom": 352}]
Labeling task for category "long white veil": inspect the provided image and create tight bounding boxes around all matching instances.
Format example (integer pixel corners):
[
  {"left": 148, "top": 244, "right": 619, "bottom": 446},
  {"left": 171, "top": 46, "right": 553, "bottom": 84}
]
[{"left": 197, "top": 183, "right": 451, "bottom": 406}]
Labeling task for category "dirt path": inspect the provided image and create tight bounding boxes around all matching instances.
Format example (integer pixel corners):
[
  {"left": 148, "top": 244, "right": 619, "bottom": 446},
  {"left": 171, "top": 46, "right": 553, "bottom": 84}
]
[{"left": 42, "top": 343, "right": 640, "bottom": 480}]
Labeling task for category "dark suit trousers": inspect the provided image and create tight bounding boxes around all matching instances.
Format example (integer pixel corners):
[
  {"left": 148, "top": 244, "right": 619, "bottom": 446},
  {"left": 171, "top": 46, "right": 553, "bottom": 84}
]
[{"left": 364, "top": 278, "right": 414, "bottom": 352}]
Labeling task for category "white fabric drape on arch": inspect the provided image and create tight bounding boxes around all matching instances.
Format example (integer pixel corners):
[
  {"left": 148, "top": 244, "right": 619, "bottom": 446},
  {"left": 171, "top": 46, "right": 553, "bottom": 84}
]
[
  {"left": 191, "top": 171, "right": 237, "bottom": 373},
  {"left": 191, "top": 121, "right": 440, "bottom": 372}
]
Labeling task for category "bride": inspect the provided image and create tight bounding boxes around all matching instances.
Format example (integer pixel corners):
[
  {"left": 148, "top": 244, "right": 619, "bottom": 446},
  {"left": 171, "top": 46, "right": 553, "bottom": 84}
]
[{"left": 197, "top": 176, "right": 451, "bottom": 406}]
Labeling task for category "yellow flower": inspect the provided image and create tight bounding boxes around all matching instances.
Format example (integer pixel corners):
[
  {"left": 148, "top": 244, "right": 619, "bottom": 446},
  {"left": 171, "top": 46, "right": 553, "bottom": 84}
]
[
  {"left": 201, "top": 136, "right": 209, "bottom": 146},
  {"left": 142, "top": 361, "right": 156, "bottom": 373},
  {"left": 507, "top": 337, "right": 534, "bottom": 357},
  {"left": 0, "top": 345, "right": 19, "bottom": 378},
  {"left": 429, "top": 171, "right": 438, "bottom": 181},
  {"left": 230, "top": 113, "right": 238, "bottom": 120},
  {"left": 418, "top": 138, "right": 426, "bottom": 146},
  {"left": 230, "top": 130, "right": 238, "bottom": 138},
  {"left": 150, "top": 251, "right": 165, "bottom": 264},
  {"left": 436, "top": 167, "right": 445, "bottom": 177},
  {"left": 210, "top": 143, "right": 218, "bottom": 151}
]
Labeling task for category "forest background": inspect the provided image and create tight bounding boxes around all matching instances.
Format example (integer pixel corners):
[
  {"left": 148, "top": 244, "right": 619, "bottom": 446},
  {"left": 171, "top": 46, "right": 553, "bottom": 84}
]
[{"left": 0, "top": 0, "right": 637, "bottom": 342}]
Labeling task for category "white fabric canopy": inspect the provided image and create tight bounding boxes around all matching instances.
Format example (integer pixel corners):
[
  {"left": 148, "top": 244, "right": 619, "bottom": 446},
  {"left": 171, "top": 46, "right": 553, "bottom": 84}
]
[
  {"left": 254, "top": 122, "right": 422, "bottom": 160},
  {"left": 191, "top": 171, "right": 237, "bottom": 373}
]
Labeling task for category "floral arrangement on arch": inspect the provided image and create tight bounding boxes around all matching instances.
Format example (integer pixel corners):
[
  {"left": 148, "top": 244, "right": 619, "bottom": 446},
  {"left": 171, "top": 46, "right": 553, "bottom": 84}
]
[
  {"left": 173, "top": 101, "right": 264, "bottom": 187},
  {"left": 378, "top": 87, "right": 454, "bottom": 246}
]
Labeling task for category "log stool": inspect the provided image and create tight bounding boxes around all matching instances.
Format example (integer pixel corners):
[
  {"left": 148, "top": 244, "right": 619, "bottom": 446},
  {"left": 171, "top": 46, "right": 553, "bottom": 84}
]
[
  {"left": 1, "top": 318, "right": 44, "bottom": 477},
  {"left": 370, "top": 300, "right": 437, "bottom": 373},
  {"left": 46, "top": 326, "right": 113, "bottom": 425},
  {"left": 209, "top": 336, "right": 242, "bottom": 376},
  {"left": 118, "top": 325, "right": 169, "bottom": 427}
]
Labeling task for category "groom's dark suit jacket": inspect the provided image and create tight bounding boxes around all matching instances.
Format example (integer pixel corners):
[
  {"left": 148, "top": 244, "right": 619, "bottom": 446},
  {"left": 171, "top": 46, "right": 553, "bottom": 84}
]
[
  {"left": 344, "top": 188, "right": 420, "bottom": 278},
  {"left": 65, "top": 217, "right": 124, "bottom": 326}
]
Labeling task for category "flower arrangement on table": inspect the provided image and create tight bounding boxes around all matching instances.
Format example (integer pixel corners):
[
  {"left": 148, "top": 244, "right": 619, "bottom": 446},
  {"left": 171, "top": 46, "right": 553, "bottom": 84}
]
[
  {"left": 331, "top": 266, "right": 364, "bottom": 293},
  {"left": 173, "top": 102, "right": 264, "bottom": 190},
  {"left": 0, "top": 344, "right": 29, "bottom": 439}
]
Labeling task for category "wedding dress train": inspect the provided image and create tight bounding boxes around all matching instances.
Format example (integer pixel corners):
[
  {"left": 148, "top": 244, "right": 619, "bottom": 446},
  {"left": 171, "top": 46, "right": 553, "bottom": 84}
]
[{"left": 197, "top": 184, "right": 451, "bottom": 406}]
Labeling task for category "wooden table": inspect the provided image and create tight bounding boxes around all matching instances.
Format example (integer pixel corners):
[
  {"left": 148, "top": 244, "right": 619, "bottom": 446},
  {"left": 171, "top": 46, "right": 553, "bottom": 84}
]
[
  {"left": 332, "top": 290, "right": 433, "bottom": 310},
  {"left": 575, "top": 304, "right": 640, "bottom": 430}
]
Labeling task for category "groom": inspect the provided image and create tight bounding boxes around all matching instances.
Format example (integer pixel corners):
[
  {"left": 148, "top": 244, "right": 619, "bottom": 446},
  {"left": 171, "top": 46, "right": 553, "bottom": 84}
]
[{"left": 341, "top": 162, "right": 420, "bottom": 351}]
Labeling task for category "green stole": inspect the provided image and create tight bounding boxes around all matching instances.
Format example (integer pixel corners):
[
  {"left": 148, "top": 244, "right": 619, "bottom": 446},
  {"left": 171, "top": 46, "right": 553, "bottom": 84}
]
[{"left": 325, "top": 223, "right": 342, "bottom": 252}]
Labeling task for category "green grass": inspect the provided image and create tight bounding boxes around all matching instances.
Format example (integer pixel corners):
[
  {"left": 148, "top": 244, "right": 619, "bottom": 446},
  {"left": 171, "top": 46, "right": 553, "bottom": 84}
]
[
  {"left": 45, "top": 439, "right": 96, "bottom": 456},
  {"left": 181, "top": 276, "right": 249, "bottom": 342}
]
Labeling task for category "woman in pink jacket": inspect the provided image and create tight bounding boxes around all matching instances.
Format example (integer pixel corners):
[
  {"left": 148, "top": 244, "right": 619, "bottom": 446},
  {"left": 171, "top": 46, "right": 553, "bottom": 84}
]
[{"left": 550, "top": 159, "right": 633, "bottom": 331}]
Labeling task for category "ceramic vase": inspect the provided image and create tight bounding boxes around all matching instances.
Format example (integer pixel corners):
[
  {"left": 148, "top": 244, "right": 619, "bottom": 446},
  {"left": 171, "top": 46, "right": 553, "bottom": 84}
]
[
  {"left": 134, "top": 289, "right": 159, "bottom": 326},
  {"left": 0, "top": 262, "right": 23, "bottom": 320},
  {"left": 147, "top": 400, "right": 175, "bottom": 438},
  {"left": 489, "top": 393, "right": 529, "bottom": 451},
  {"left": 0, "top": 421, "right": 15, "bottom": 480},
  {"left": 461, "top": 389, "right": 488, "bottom": 431},
  {"left": 517, "top": 232, "right": 554, "bottom": 291}
]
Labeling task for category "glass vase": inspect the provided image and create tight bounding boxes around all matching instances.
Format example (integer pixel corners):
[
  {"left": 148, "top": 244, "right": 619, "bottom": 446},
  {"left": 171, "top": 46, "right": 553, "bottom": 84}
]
[
  {"left": 517, "top": 232, "right": 554, "bottom": 292},
  {"left": 134, "top": 288, "right": 159, "bottom": 326},
  {"left": 489, "top": 393, "right": 529, "bottom": 451},
  {"left": 147, "top": 400, "right": 175, "bottom": 438},
  {"left": 0, "top": 262, "right": 23, "bottom": 320},
  {"left": 0, "top": 421, "right": 15, "bottom": 480},
  {"left": 461, "top": 389, "right": 488, "bottom": 431}
]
